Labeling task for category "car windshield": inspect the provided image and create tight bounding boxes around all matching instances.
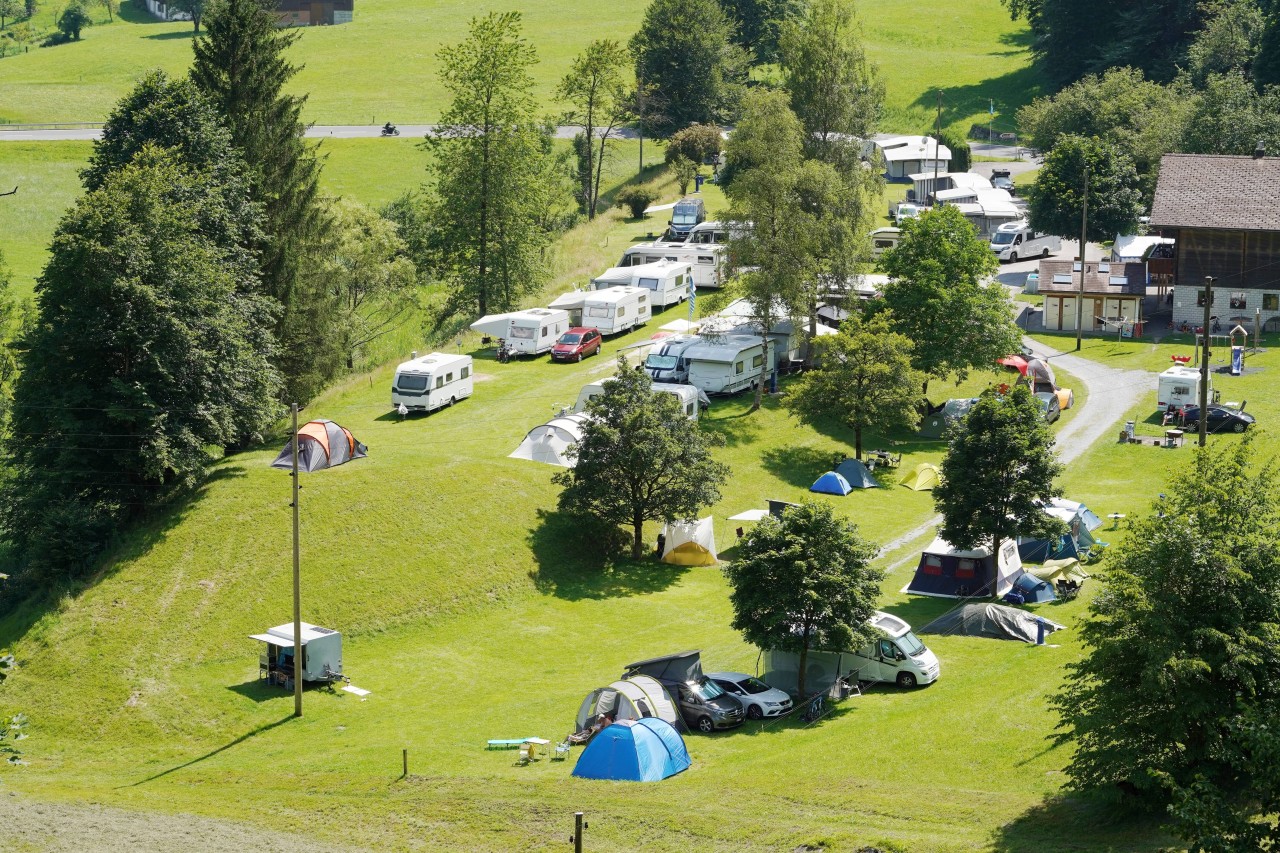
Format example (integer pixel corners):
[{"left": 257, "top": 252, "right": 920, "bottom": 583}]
[
  {"left": 738, "top": 676, "right": 773, "bottom": 694},
  {"left": 897, "top": 631, "right": 926, "bottom": 656},
  {"left": 992, "top": 232, "right": 1017, "bottom": 245},
  {"left": 672, "top": 212, "right": 699, "bottom": 226},
  {"left": 646, "top": 355, "right": 678, "bottom": 370},
  {"left": 692, "top": 678, "right": 727, "bottom": 701},
  {"left": 397, "top": 374, "right": 429, "bottom": 391},
  {"left": 558, "top": 334, "right": 581, "bottom": 345}
]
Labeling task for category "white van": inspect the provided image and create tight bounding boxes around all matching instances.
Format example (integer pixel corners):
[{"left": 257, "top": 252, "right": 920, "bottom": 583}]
[
  {"left": 764, "top": 611, "right": 941, "bottom": 693},
  {"left": 619, "top": 242, "right": 725, "bottom": 289},
  {"left": 391, "top": 352, "right": 473, "bottom": 413},
  {"left": 573, "top": 377, "right": 704, "bottom": 420},
  {"left": 469, "top": 308, "right": 570, "bottom": 356},
  {"left": 684, "top": 334, "right": 766, "bottom": 396},
  {"left": 593, "top": 259, "right": 691, "bottom": 309},
  {"left": 644, "top": 334, "right": 702, "bottom": 384},
  {"left": 1158, "top": 365, "right": 1211, "bottom": 411},
  {"left": 582, "top": 286, "right": 651, "bottom": 335},
  {"left": 989, "top": 221, "right": 1061, "bottom": 263}
]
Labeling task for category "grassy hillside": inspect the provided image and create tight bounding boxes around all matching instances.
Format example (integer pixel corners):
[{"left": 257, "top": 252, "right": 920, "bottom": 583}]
[{"left": 0, "top": 0, "right": 1036, "bottom": 134}]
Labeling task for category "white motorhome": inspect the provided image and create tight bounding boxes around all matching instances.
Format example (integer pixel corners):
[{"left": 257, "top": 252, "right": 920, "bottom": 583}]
[
  {"left": 469, "top": 308, "right": 570, "bottom": 356},
  {"left": 644, "top": 334, "right": 702, "bottom": 384},
  {"left": 593, "top": 259, "right": 692, "bottom": 309},
  {"left": 390, "top": 352, "right": 473, "bottom": 413},
  {"left": 763, "top": 611, "right": 941, "bottom": 693},
  {"left": 582, "top": 286, "right": 651, "bottom": 335},
  {"left": 870, "top": 226, "right": 902, "bottom": 258},
  {"left": 989, "top": 221, "right": 1061, "bottom": 263},
  {"left": 684, "top": 334, "right": 767, "bottom": 396},
  {"left": 573, "top": 377, "right": 705, "bottom": 420},
  {"left": 1158, "top": 365, "right": 1214, "bottom": 411},
  {"left": 619, "top": 242, "right": 725, "bottom": 289}
]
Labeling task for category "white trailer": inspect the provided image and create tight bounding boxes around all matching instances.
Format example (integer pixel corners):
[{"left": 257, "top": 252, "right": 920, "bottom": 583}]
[
  {"left": 989, "top": 221, "right": 1061, "bottom": 263},
  {"left": 582, "top": 286, "right": 651, "bottom": 335},
  {"left": 249, "top": 622, "right": 344, "bottom": 685},
  {"left": 592, "top": 259, "right": 692, "bottom": 309},
  {"left": 469, "top": 308, "right": 570, "bottom": 356},
  {"left": 1158, "top": 365, "right": 1211, "bottom": 411},
  {"left": 684, "top": 334, "right": 767, "bottom": 396},
  {"left": 619, "top": 241, "right": 726, "bottom": 288},
  {"left": 573, "top": 377, "right": 706, "bottom": 420},
  {"left": 391, "top": 352, "right": 473, "bottom": 413}
]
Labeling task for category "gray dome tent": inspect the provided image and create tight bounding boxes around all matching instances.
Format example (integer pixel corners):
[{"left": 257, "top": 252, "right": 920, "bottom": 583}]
[{"left": 575, "top": 675, "right": 684, "bottom": 732}]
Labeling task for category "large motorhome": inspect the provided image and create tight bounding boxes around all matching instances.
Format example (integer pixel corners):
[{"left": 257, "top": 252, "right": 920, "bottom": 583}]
[
  {"left": 988, "top": 221, "right": 1061, "bottom": 263},
  {"left": 469, "top": 308, "right": 570, "bottom": 356},
  {"left": 592, "top": 259, "right": 692, "bottom": 309},
  {"left": 643, "top": 334, "right": 702, "bottom": 384},
  {"left": 390, "top": 352, "right": 473, "bottom": 413},
  {"left": 764, "top": 611, "right": 941, "bottom": 693},
  {"left": 683, "top": 334, "right": 767, "bottom": 396},
  {"left": 619, "top": 242, "right": 725, "bottom": 288},
  {"left": 582, "top": 286, "right": 651, "bottom": 335}
]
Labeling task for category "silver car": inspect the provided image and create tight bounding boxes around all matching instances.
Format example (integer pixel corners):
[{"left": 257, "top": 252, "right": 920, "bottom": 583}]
[{"left": 707, "top": 671, "right": 794, "bottom": 720}]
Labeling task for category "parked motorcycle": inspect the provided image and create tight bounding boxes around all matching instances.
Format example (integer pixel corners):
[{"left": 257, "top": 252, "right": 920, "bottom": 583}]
[{"left": 497, "top": 338, "right": 513, "bottom": 364}]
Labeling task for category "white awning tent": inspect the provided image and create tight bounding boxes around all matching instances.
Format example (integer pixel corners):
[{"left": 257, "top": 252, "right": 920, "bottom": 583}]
[
  {"left": 661, "top": 518, "right": 718, "bottom": 566},
  {"left": 508, "top": 413, "right": 591, "bottom": 467},
  {"left": 728, "top": 509, "right": 769, "bottom": 522},
  {"left": 660, "top": 318, "right": 699, "bottom": 333}
]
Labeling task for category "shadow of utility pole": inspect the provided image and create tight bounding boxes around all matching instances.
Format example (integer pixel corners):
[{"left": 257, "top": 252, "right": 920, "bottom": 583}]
[{"left": 124, "top": 715, "right": 295, "bottom": 787}]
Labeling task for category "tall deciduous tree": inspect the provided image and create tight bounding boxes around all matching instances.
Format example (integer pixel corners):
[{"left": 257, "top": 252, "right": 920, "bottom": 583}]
[
  {"left": 0, "top": 0, "right": 20, "bottom": 29},
  {"left": 191, "top": 0, "right": 329, "bottom": 403},
  {"left": 783, "top": 312, "right": 922, "bottom": 460},
  {"left": 1180, "top": 72, "right": 1280, "bottom": 155},
  {"left": 169, "top": 0, "right": 207, "bottom": 34},
  {"left": 718, "top": 0, "right": 801, "bottom": 64},
  {"left": 1054, "top": 437, "right": 1280, "bottom": 850},
  {"left": 56, "top": 1, "right": 89, "bottom": 39},
  {"left": 554, "top": 358, "right": 729, "bottom": 559},
  {"left": 1188, "top": 0, "right": 1264, "bottom": 85},
  {"left": 932, "top": 386, "right": 1063, "bottom": 591},
  {"left": 725, "top": 500, "right": 882, "bottom": 699},
  {"left": 1, "top": 148, "right": 279, "bottom": 582},
  {"left": 878, "top": 205, "right": 1019, "bottom": 397},
  {"left": 427, "top": 11, "right": 556, "bottom": 318},
  {"left": 1028, "top": 135, "right": 1144, "bottom": 243},
  {"left": 0, "top": 250, "right": 28, "bottom": 433},
  {"left": 778, "top": 0, "right": 883, "bottom": 169},
  {"left": 557, "top": 39, "right": 633, "bottom": 219},
  {"left": 665, "top": 122, "right": 724, "bottom": 168},
  {"left": 630, "top": 0, "right": 749, "bottom": 138}
]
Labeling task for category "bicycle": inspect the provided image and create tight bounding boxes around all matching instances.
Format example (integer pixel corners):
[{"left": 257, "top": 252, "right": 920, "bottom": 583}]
[{"left": 801, "top": 693, "right": 825, "bottom": 723}]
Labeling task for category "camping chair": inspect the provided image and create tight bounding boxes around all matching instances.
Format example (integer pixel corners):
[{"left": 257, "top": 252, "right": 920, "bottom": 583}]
[
  {"left": 553, "top": 739, "right": 571, "bottom": 761},
  {"left": 1055, "top": 579, "right": 1081, "bottom": 601}
]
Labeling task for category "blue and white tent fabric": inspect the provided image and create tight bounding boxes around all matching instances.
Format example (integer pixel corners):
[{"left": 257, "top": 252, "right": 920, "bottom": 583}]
[
  {"left": 571, "top": 718, "right": 691, "bottom": 782},
  {"left": 810, "top": 471, "right": 853, "bottom": 495},
  {"left": 1017, "top": 497, "right": 1103, "bottom": 563}
]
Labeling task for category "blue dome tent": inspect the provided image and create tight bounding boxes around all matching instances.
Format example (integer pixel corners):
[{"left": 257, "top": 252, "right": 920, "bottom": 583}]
[
  {"left": 834, "top": 458, "right": 880, "bottom": 489},
  {"left": 571, "top": 718, "right": 691, "bottom": 782},
  {"left": 810, "top": 471, "right": 853, "bottom": 495}
]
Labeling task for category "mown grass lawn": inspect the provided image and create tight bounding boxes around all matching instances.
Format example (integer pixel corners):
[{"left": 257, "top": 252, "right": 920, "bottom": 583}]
[{"left": 0, "top": 0, "right": 1037, "bottom": 135}]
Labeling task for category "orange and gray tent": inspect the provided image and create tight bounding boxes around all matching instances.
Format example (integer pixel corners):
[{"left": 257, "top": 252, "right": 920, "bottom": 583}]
[{"left": 271, "top": 420, "right": 368, "bottom": 472}]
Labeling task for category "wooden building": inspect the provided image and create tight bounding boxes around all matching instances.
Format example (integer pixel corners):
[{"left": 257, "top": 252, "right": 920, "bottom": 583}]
[
  {"left": 1035, "top": 259, "right": 1148, "bottom": 333},
  {"left": 275, "top": 0, "right": 353, "bottom": 26}
]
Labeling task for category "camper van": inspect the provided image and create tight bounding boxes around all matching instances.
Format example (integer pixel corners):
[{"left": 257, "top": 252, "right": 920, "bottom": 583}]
[
  {"left": 1158, "top": 365, "right": 1215, "bottom": 411},
  {"left": 683, "top": 334, "right": 767, "bottom": 396},
  {"left": 667, "top": 197, "right": 706, "bottom": 240},
  {"left": 764, "top": 611, "right": 941, "bottom": 693},
  {"left": 582, "top": 286, "right": 651, "bottom": 335},
  {"left": 573, "top": 377, "right": 704, "bottom": 420},
  {"left": 469, "top": 308, "right": 570, "bottom": 356},
  {"left": 870, "top": 226, "right": 902, "bottom": 258},
  {"left": 644, "top": 334, "right": 702, "bottom": 384},
  {"left": 593, "top": 259, "right": 691, "bottom": 309},
  {"left": 391, "top": 352, "right": 473, "bottom": 413},
  {"left": 989, "top": 221, "right": 1061, "bottom": 263},
  {"left": 619, "top": 242, "right": 726, "bottom": 289}
]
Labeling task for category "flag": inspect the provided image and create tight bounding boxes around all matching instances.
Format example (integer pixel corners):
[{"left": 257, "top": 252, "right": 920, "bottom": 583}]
[
  {"left": 989, "top": 99, "right": 995, "bottom": 116},
  {"left": 688, "top": 278, "right": 696, "bottom": 321}
]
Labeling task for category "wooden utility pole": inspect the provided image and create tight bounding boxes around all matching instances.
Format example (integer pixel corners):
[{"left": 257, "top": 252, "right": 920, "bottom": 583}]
[
  {"left": 291, "top": 403, "right": 303, "bottom": 717},
  {"left": 1074, "top": 160, "right": 1090, "bottom": 351},
  {"left": 1199, "top": 277, "right": 1213, "bottom": 448},
  {"left": 933, "top": 90, "right": 941, "bottom": 203}
]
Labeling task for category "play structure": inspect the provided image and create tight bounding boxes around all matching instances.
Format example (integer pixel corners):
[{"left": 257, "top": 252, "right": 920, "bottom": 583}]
[{"left": 271, "top": 420, "right": 367, "bottom": 472}]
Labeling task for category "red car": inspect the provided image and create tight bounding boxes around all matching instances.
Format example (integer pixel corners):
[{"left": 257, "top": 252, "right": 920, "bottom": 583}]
[{"left": 551, "top": 327, "right": 603, "bottom": 362}]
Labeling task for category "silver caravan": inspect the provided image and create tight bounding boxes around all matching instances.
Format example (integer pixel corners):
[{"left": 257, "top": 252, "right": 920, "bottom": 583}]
[
  {"left": 619, "top": 243, "right": 725, "bottom": 289},
  {"left": 582, "top": 286, "right": 651, "bottom": 335},
  {"left": 684, "top": 334, "right": 767, "bottom": 396},
  {"left": 644, "top": 334, "right": 702, "bottom": 383},
  {"left": 469, "top": 308, "right": 570, "bottom": 356},
  {"left": 573, "top": 377, "right": 705, "bottom": 420},
  {"left": 593, "top": 259, "right": 692, "bottom": 309},
  {"left": 391, "top": 352, "right": 473, "bottom": 413}
]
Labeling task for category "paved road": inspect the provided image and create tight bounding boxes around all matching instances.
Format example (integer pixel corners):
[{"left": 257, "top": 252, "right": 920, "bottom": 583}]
[{"left": 0, "top": 124, "right": 644, "bottom": 142}]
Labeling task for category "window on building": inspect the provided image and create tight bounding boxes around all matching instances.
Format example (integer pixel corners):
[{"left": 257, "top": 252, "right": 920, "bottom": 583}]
[
  {"left": 1231, "top": 292, "right": 1247, "bottom": 309},
  {"left": 1197, "top": 290, "right": 1215, "bottom": 307},
  {"left": 1265, "top": 294, "right": 1279, "bottom": 311}
]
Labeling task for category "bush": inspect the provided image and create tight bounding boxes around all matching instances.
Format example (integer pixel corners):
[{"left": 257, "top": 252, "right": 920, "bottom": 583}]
[
  {"left": 666, "top": 123, "right": 723, "bottom": 166},
  {"left": 615, "top": 186, "right": 658, "bottom": 219},
  {"left": 56, "top": 1, "right": 90, "bottom": 40}
]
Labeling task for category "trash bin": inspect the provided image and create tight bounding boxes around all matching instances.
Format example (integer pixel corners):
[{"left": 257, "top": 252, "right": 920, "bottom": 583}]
[
  {"left": 1124, "top": 421, "right": 1135, "bottom": 440},
  {"left": 694, "top": 173, "right": 705, "bottom": 192}
]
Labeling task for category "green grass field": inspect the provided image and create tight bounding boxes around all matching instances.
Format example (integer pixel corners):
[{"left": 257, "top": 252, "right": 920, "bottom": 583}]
[{"left": 0, "top": 0, "right": 1037, "bottom": 134}]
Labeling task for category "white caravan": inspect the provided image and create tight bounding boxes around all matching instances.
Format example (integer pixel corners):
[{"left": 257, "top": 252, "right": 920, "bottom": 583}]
[
  {"left": 582, "top": 286, "right": 651, "bottom": 335},
  {"left": 1157, "top": 365, "right": 1213, "bottom": 411},
  {"left": 593, "top": 259, "right": 692, "bottom": 309},
  {"left": 469, "top": 308, "right": 570, "bottom": 356},
  {"left": 391, "top": 352, "right": 473, "bottom": 413},
  {"left": 643, "top": 334, "right": 702, "bottom": 384},
  {"left": 619, "top": 242, "right": 726, "bottom": 289},
  {"left": 989, "top": 221, "right": 1061, "bottom": 263},
  {"left": 547, "top": 290, "right": 588, "bottom": 326},
  {"left": 764, "top": 611, "right": 941, "bottom": 693},
  {"left": 573, "top": 377, "right": 705, "bottom": 420},
  {"left": 684, "top": 334, "right": 767, "bottom": 396},
  {"left": 870, "top": 226, "right": 902, "bottom": 258}
]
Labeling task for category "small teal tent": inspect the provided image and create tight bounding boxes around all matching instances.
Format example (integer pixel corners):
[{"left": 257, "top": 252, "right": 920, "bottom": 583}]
[
  {"left": 834, "top": 458, "right": 879, "bottom": 489},
  {"left": 571, "top": 718, "right": 691, "bottom": 782},
  {"left": 810, "top": 471, "right": 852, "bottom": 495}
]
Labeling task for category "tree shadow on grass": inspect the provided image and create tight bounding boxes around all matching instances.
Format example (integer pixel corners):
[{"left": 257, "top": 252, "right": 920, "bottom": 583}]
[
  {"left": 143, "top": 31, "right": 196, "bottom": 40},
  {"left": 699, "top": 405, "right": 765, "bottom": 447},
  {"left": 760, "top": 445, "right": 835, "bottom": 489},
  {"left": 912, "top": 64, "right": 1046, "bottom": 131},
  {"left": 528, "top": 508, "right": 688, "bottom": 600},
  {"left": 989, "top": 792, "right": 1175, "bottom": 852}
]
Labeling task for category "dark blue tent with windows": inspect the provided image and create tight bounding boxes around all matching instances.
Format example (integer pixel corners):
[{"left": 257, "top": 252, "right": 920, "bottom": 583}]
[
  {"left": 810, "top": 471, "right": 853, "bottom": 495},
  {"left": 834, "top": 458, "right": 879, "bottom": 489},
  {"left": 1013, "top": 572, "right": 1056, "bottom": 603},
  {"left": 571, "top": 718, "right": 691, "bottom": 782}
]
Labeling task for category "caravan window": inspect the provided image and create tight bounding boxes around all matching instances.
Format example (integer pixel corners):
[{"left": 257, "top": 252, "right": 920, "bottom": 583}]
[
  {"left": 752, "top": 354, "right": 764, "bottom": 368},
  {"left": 461, "top": 366, "right": 470, "bottom": 379},
  {"left": 617, "top": 306, "right": 627, "bottom": 317},
  {"left": 435, "top": 376, "right": 444, "bottom": 389},
  {"left": 510, "top": 325, "right": 534, "bottom": 339},
  {"left": 686, "top": 402, "right": 696, "bottom": 416},
  {"left": 639, "top": 277, "right": 659, "bottom": 291},
  {"left": 541, "top": 326, "right": 550, "bottom": 337},
  {"left": 698, "top": 256, "right": 714, "bottom": 264},
  {"left": 445, "top": 372, "right": 453, "bottom": 383},
  {"left": 637, "top": 295, "right": 647, "bottom": 305},
  {"left": 878, "top": 640, "right": 896, "bottom": 659},
  {"left": 397, "top": 373, "right": 429, "bottom": 392},
  {"left": 588, "top": 306, "right": 610, "bottom": 318}
]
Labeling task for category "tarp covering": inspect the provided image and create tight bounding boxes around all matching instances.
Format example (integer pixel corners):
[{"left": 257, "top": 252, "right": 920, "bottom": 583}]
[
  {"left": 508, "top": 413, "right": 591, "bottom": 467},
  {"left": 919, "top": 603, "right": 1065, "bottom": 643},
  {"left": 834, "top": 459, "right": 879, "bottom": 489},
  {"left": 905, "top": 536, "right": 1025, "bottom": 598},
  {"left": 571, "top": 718, "right": 691, "bottom": 782},
  {"left": 575, "top": 675, "right": 682, "bottom": 732},
  {"left": 899, "top": 462, "right": 940, "bottom": 491},
  {"left": 810, "top": 471, "right": 853, "bottom": 495},
  {"left": 271, "top": 420, "right": 367, "bottom": 472},
  {"left": 661, "top": 518, "right": 718, "bottom": 566}
]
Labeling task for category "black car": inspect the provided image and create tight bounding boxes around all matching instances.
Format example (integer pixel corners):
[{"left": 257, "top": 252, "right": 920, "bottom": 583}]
[{"left": 1179, "top": 403, "right": 1255, "bottom": 433}]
